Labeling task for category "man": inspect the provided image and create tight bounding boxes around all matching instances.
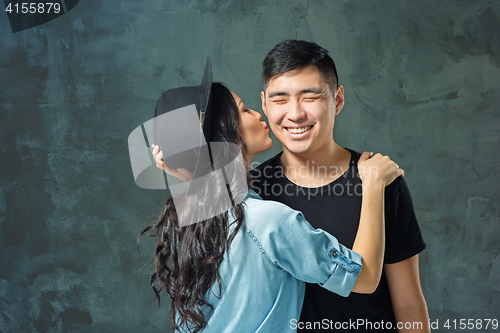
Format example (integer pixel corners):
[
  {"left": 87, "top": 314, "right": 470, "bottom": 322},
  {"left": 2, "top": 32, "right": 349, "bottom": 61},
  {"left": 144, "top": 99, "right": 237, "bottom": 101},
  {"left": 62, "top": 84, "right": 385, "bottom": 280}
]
[{"left": 250, "top": 40, "right": 430, "bottom": 332}]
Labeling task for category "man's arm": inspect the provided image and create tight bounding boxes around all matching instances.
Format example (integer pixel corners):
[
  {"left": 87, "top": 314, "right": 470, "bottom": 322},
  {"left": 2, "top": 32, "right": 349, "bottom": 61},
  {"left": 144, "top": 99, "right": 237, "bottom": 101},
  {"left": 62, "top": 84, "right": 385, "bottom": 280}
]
[{"left": 385, "top": 254, "right": 430, "bottom": 332}]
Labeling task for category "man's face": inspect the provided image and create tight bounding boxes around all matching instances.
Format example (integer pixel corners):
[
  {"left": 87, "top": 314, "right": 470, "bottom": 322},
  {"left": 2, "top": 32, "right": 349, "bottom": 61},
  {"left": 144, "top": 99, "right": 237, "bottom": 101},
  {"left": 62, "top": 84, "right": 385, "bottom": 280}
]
[{"left": 261, "top": 65, "right": 344, "bottom": 156}]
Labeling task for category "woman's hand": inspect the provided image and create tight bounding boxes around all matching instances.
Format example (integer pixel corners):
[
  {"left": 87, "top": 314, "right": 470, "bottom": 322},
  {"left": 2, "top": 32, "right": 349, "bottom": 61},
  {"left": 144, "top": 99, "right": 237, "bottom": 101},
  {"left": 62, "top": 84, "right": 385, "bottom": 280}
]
[
  {"left": 357, "top": 152, "right": 404, "bottom": 188},
  {"left": 151, "top": 144, "right": 193, "bottom": 183}
]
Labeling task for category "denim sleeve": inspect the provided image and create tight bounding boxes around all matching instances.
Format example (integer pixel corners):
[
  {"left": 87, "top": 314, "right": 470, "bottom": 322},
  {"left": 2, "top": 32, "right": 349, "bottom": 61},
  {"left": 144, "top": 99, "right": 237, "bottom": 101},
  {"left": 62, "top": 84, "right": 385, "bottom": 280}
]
[{"left": 259, "top": 207, "right": 362, "bottom": 297}]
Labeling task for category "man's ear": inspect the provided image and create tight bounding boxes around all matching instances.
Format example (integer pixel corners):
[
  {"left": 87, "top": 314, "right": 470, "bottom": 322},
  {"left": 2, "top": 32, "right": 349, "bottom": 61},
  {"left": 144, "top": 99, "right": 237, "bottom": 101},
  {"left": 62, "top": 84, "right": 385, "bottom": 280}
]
[
  {"left": 261, "top": 91, "right": 267, "bottom": 116},
  {"left": 335, "top": 85, "right": 345, "bottom": 116}
]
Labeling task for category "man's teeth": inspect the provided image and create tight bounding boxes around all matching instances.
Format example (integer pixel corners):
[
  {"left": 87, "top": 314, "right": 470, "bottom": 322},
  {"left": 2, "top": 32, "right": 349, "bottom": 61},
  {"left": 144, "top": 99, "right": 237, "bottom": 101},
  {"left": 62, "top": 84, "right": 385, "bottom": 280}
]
[{"left": 286, "top": 126, "right": 312, "bottom": 134}]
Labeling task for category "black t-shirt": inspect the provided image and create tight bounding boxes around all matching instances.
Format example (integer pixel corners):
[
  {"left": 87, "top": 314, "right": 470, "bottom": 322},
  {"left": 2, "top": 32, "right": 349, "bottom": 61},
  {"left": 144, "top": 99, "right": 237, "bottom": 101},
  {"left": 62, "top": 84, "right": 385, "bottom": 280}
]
[{"left": 250, "top": 149, "right": 426, "bottom": 332}]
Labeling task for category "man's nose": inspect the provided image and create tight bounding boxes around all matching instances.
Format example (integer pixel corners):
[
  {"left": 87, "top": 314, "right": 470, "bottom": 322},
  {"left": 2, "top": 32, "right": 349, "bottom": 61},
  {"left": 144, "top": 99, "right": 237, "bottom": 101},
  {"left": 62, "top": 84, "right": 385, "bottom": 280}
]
[{"left": 287, "top": 100, "right": 307, "bottom": 122}]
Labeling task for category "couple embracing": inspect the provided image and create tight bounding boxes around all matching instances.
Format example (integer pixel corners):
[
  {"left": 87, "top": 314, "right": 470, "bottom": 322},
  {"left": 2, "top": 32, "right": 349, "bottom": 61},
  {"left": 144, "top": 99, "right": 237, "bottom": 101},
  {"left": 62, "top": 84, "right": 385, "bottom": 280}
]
[{"left": 142, "top": 40, "right": 429, "bottom": 333}]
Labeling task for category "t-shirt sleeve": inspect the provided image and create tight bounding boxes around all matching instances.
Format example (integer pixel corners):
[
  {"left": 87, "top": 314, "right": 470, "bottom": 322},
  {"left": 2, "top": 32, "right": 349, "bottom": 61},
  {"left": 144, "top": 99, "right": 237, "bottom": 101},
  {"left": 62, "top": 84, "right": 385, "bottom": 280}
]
[
  {"left": 384, "top": 177, "right": 426, "bottom": 264},
  {"left": 251, "top": 207, "right": 363, "bottom": 297}
]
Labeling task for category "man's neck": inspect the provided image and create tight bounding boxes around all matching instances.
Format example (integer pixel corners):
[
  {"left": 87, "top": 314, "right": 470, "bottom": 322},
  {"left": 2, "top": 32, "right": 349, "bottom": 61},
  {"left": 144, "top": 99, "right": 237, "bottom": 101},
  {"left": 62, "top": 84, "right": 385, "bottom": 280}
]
[{"left": 279, "top": 141, "right": 351, "bottom": 188}]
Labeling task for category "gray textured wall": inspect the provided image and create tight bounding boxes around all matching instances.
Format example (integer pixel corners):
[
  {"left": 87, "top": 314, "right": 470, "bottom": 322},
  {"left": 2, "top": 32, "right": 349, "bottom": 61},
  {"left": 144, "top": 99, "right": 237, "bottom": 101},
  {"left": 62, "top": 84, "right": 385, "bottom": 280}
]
[{"left": 1, "top": 0, "right": 499, "bottom": 332}]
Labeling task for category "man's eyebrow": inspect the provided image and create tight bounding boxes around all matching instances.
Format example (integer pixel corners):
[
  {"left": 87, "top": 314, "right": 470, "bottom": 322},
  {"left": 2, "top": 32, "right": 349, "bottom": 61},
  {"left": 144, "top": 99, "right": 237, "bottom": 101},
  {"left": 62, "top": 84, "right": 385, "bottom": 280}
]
[
  {"left": 300, "top": 87, "right": 324, "bottom": 95},
  {"left": 267, "top": 91, "right": 289, "bottom": 98},
  {"left": 267, "top": 87, "right": 325, "bottom": 98}
]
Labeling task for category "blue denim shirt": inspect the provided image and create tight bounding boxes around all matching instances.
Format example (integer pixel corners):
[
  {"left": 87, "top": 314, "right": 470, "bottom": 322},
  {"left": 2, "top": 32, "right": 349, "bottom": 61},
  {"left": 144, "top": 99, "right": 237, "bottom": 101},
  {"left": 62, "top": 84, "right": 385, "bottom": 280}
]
[{"left": 179, "top": 190, "right": 362, "bottom": 332}]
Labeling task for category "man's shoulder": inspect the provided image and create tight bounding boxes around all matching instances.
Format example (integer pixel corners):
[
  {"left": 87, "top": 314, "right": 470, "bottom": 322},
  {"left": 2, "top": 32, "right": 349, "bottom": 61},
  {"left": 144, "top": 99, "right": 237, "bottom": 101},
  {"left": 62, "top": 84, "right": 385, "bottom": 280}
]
[
  {"left": 344, "top": 147, "right": 361, "bottom": 165},
  {"left": 347, "top": 148, "right": 407, "bottom": 191},
  {"left": 249, "top": 152, "right": 282, "bottom": 180},
  {"left": 252, "top": 153, "right": 281, "bottom": 171}
]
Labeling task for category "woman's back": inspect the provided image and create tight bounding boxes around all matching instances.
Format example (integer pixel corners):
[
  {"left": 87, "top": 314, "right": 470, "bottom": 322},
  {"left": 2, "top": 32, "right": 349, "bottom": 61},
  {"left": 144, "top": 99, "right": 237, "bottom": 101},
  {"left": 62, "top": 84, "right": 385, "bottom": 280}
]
[{"left": 197, "top": 190, "right": 362, "bottom": 333}]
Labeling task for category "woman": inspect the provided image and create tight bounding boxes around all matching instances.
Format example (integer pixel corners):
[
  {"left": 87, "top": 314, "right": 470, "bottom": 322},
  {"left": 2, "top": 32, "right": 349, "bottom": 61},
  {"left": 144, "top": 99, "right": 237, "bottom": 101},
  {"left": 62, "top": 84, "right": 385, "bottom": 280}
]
[{"left": 143, "top": 83, "right": 403, "bottom": 332}]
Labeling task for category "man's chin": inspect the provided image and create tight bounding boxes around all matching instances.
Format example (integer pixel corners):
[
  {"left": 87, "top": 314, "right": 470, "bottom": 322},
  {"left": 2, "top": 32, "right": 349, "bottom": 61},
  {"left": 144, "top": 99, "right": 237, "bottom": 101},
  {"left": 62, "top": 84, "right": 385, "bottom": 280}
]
[{"left": 283, "top": 144, "right": 313, "bottom": 155}]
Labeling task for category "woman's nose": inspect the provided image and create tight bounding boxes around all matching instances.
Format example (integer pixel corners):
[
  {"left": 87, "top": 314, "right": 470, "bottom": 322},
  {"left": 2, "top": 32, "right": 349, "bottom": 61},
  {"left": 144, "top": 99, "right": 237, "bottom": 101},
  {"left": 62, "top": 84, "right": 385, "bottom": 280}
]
[{"left": 251, "top": 109, "right": 262, "bottom": 121}]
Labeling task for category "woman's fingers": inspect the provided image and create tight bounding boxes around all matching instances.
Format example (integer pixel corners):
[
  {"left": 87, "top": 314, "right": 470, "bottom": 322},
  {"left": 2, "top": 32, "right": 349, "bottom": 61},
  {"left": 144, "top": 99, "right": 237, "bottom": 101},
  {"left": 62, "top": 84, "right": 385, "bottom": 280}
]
[
  {"left": 151, "top": 145, "right": 165, "bottom": 169},
  {"left": 384, "top": 157, "right": 404, "bottom": 186},
  {"left": 151, "top": 145, "right": 165, "bottom": 171},
  {"left": 156, "top": 150, "right": 163, "bottom": 164},
  {"left": 150, "top": 145, "right": 192, "bottom": 183},
  {"left": 156, "top": 152, "right": 165, "bottom": 170},
  {"left": 358, "top": 152, "right": 405, "bottom": 187},
  {"left": 359, "top": 151, "right": 373, "bottom": 162}
]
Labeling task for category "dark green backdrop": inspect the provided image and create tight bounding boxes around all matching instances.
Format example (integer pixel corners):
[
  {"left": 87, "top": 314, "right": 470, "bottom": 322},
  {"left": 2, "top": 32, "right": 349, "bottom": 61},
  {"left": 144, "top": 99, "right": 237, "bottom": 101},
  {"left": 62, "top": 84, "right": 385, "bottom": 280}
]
[{"left": 1, "top": 0, "right": 499, "bottom": 332}]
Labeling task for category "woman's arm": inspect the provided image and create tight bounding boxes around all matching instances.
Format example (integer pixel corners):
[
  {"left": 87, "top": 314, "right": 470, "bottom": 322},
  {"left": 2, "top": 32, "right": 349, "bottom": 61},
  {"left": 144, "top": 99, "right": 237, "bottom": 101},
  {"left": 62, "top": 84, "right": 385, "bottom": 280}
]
[{"left": 351, "top": 152, "right": 404, "bottom": 293}]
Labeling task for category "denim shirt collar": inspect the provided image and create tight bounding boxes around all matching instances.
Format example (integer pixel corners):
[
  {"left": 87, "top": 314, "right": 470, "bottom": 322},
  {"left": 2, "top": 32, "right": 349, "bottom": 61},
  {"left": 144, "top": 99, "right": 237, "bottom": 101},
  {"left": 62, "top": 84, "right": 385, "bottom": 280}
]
[{"left": 247, "top": 188, "right": 262, "bottom": 200}]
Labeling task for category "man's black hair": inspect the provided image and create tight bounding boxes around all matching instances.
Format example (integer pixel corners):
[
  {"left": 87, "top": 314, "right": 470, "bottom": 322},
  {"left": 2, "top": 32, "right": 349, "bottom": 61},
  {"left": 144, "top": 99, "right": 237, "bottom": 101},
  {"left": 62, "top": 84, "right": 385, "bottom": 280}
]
[{"left": 262, "top": 40, "right": 339, "bottom": 93}]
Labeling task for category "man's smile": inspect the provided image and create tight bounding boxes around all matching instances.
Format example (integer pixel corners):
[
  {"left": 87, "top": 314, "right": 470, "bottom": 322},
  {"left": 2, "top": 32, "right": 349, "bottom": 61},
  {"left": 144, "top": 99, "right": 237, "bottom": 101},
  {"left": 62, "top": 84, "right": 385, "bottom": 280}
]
[{"left": 285, "top": 125, "right": 313, "bottom": 134}]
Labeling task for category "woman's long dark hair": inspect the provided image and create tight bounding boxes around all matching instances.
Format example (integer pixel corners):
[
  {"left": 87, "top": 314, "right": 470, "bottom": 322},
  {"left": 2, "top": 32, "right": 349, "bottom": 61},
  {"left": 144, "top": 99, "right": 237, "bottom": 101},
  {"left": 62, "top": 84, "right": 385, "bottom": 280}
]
[{"left": 139, "top": 83, "right": 248, "bottom": 332}]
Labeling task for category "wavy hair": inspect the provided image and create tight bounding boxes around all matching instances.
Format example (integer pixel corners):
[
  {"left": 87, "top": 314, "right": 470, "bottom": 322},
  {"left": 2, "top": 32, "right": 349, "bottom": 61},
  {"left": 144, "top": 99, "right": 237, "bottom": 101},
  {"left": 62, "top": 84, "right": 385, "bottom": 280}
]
[{"left": 139, "top": 83, "right": 248, "bottom": 332}]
